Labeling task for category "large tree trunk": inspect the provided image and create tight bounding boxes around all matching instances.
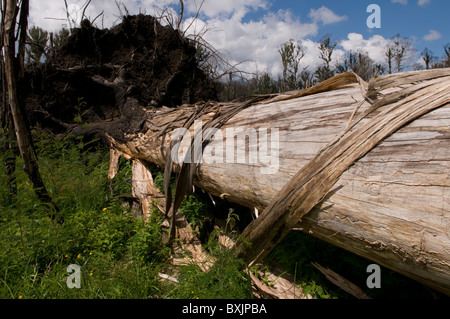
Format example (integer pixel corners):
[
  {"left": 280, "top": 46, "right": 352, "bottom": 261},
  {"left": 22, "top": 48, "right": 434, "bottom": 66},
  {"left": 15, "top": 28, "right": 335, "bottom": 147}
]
[{"left": 103, "top": 69, "right": 450, "bottom": 295}]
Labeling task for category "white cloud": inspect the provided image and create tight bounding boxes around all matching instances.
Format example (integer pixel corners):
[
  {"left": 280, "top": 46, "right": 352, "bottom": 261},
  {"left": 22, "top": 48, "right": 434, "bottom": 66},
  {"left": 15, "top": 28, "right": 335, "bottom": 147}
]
[
  {"left": 392, "top": 0, "right": 432, "bottom": 6},
  {"left": 308, "top": 6, "right": 348, "bottom": 25},
  {"left": 418, "top": 0, "right": 431, "bottom": 6},
  {"left": 195, "top": 9, "right": 319, "bottom": 76},
  {"left": 340, "top": 33, "right": 392, "bottom": 65},
  {"left": 185, "top": 0, "right": 268, "bottom": 20},
  {"left": 28, "top": 0, "right": 177, "bottom": 31},
  {"left": 391, "top": 0, "right": 408, "bottom": 4},
  {"left": 423, "top": 29, "right": 442, "bottom": 41},
  {"left": 181, "top": 3, "right": 348, "bottom": 76}
]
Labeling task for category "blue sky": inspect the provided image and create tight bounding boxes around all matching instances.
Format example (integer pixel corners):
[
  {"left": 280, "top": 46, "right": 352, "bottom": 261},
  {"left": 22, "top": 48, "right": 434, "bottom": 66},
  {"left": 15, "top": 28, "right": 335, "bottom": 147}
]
[
  {"left": 29, "top": 0, "right": 449, "bottom": 76},
  {"left": 264, "top": 0, "right": 449, "bottom": 55}
]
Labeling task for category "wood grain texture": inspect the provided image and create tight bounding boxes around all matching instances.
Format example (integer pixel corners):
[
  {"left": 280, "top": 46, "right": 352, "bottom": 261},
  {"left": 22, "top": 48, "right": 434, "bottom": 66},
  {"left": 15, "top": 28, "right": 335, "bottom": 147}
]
[{"left": 107, "top": 70, "right": 450, "bottom": 294}]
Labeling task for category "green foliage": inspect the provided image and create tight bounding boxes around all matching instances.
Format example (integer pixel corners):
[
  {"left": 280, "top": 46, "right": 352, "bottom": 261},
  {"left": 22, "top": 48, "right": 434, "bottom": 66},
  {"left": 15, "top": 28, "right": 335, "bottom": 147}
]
[
  {"left": 179, "top": 193, "right": 208, "bottom": 235},
  {"left": 279, "top": 39, "right": 305, "bottom": 91},
  {"left": 26, "top": 26, "right": 49, "bottom": 64},
  {"left": 52, "top": 28, "right": 70, "bottom": 48},
  {"left": 0, "top": 130, "right": 253, "bottom": 300},
  {"left": 0, "top": 133, "right": 169, "bottom": 299},
  {"left": 73, "top": 97, "right": 90, "bottom": 125}
]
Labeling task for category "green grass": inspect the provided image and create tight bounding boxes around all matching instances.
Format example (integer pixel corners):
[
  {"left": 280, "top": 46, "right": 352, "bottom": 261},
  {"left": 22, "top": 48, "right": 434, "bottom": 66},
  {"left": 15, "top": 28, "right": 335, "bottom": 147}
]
[
  {"left": 0, "top": 132, "right": 169, "bottom": 299},
  {"left": 0, "top": 131, "right": 253, "bottom": 299}
]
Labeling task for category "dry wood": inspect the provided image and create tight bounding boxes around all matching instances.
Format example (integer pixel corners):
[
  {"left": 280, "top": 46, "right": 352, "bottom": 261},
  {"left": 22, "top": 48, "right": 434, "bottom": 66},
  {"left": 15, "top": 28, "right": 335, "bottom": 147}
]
[
  {"left": 106, "top": 69, "right": 450, "bottom": 295},
  {"left": 235, "top": 72, "right": 450, "bottom": 264},
  {"left": 247, "top": 269, "right": 304, "bottom": 299},
  {"left": 311, "top": 262, "right": 371, "bottom": 299}
]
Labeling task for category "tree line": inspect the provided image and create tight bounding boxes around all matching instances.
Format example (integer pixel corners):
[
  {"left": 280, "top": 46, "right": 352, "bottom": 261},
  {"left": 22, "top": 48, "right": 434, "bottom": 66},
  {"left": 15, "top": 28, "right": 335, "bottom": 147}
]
[{"left": 217, "top": 34, "right": 450, "bottom": 101}]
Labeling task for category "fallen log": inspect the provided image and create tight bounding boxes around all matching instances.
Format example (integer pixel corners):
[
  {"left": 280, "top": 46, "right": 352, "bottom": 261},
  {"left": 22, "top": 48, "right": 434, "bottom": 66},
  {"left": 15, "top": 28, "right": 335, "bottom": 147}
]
[{"left": 106, "top": 69, "right": 450, "bottom": 295}]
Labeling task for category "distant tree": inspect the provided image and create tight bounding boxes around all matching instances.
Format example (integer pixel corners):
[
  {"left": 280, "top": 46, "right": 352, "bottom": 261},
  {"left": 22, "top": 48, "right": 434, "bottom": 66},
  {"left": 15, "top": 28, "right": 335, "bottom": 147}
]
[
  {"left": 421, "top": 47, "right": 436, "bottom": 70},
  {"left": 299, "top": 68, "right": 315, "bottom": 89},
  {"left": 255, "top": 72, "right": 277, "bottom": 95},
  {"left": 195, "top": 41, "right": 216, "bottom": 79},
  {"left": 385, "top": 46, "right": 394, "bottom": 74},
  {"left": 444, "top": 44, "right": 450, "bottom": 67},
  {"left": 279, "top": 39, "right": 305, "bottom": 91},
  {"left": 337, "top": 51, "right": 379, "bottom": 81},
  {"left": 26, "top": 26, "right": 48, "bottom": 64},
  {"left": 52, "top": 28, "right": 70, "bottom": 48},
  {"left": 430, "top": 44, "right": 450, "bottom": 69},
  {"left": 315, "top": 34, "right": 336, "bottom": 82},
  {"left": 385, "top": 34, "right": 415, "bottom": 73},
  {"left": 318, "top": 34, "right": 336, "bottom": 66}
]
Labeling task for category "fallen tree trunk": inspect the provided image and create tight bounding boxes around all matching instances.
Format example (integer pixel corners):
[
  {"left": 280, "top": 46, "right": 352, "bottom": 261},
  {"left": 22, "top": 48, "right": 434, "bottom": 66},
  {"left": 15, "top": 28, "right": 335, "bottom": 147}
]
[{"left": 106, "top": 69, "right": 450, "bottom": 295}]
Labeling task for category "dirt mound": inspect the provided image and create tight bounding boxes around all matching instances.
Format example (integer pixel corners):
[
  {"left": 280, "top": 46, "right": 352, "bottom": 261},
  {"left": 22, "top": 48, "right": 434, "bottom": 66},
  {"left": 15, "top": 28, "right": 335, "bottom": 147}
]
[{"left": 24, "top": 15, "right": 217, "bottom": 132}]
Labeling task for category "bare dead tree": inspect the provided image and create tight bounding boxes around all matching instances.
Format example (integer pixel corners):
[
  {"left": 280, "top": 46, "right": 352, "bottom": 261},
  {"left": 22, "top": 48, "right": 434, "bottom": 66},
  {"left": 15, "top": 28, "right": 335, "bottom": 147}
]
[
  {"left": 421, "top": 48, "right": 435, "bottom": 70},
  {"left": 114, "top": 0, "right": 130, "bottom": 21},
  {"left": 0, "top": 1, "right": 18, "bottom": 203},
  {"left": 1, "top": 0, "right": 60, "bottom": 219},
  {"left": 80, "top": 0, "right": 92, "bottom": 21},
  {"left": 63, "top": 0, "right": 98, "bottom": 31},
  {"left": 63, "top": 0, "right": 74, "bottom": 31},
  {"left": 385, "top": 34, "right": 416, "bottom": 73},
  {"left": 279, "top": 39, "right": 306, "bottom": 91},
  {"left": 444, "top": 44, "right": 450, "bottom": 67},
  {"left": 385, "top": 46, "right": 394, "bottom": 74},
  {"left": 176, "top": 0, "right": 184, "bottom": 31}
]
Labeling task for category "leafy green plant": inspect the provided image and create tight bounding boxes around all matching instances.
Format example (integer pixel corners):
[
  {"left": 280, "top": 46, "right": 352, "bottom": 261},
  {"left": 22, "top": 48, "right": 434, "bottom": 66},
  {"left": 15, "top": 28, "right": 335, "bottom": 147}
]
[
  {"left": 128, "top": 215, "right": 170, "bottom": 264},
  {"left": 179, "top": 193, "right": 208, "bottom": 236},
  {"left": 0, "top": 133, "right": 170, "bottom": 299},
  {"left": 73, "top": 97, "right": 89, "bottom": 124}
]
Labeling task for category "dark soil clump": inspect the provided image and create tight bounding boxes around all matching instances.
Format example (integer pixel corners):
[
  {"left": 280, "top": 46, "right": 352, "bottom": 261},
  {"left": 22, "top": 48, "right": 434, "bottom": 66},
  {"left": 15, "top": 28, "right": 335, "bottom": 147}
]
[{"left": 23, "top": 15, "right": 217, "bottom": 134}]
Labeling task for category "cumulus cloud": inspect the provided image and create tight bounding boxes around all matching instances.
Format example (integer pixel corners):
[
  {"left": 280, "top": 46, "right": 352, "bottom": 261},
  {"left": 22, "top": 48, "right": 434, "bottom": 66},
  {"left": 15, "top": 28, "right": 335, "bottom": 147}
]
[
  {"left": 423, "top": 29, "right": 442, "bottom": 41},
  {"left": 339, "top": 33, "right": 392, "bottom": 65},
  {"left": 185, "top": 0, "right": 268, "bottom": 20},
  {"left": 193, "top": 9, "right": 319, "bottom": 76},
  {"left": 308, "top": 6, "right": 348, "bottom": 25}
]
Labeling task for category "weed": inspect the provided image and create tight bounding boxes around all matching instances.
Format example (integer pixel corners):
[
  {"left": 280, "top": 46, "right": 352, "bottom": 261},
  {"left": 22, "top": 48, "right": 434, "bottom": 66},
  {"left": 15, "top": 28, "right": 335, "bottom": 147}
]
[
  {"left": 171, "top": 249, "right": 253, "bottom": 299},
  {"left": 0, "top": 133, "right": 169, "bottom": 299}
]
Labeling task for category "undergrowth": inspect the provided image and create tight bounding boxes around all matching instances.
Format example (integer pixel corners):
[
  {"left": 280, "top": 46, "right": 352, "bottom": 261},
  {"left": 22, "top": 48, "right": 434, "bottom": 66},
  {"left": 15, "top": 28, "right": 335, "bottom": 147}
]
[{"left": 0, "top": 130, "right": 254, "bottom": 299}]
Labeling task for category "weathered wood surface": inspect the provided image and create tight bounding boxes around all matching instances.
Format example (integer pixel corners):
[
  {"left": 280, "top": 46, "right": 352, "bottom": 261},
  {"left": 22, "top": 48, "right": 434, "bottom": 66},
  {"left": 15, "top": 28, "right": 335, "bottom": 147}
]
[{"left": 108, "top": 70, "right": 450, "bottom": 294}]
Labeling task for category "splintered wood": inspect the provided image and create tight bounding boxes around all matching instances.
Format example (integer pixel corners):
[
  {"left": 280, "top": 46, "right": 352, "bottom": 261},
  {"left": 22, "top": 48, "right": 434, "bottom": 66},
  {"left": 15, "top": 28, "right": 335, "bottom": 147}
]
[{"left": 109, "top": 155, "right": 304, "bottom": 298}]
